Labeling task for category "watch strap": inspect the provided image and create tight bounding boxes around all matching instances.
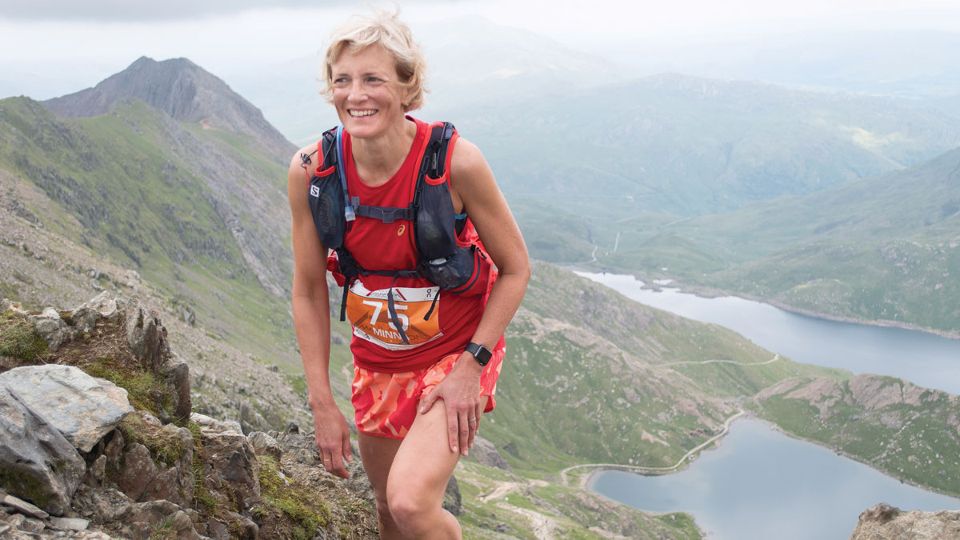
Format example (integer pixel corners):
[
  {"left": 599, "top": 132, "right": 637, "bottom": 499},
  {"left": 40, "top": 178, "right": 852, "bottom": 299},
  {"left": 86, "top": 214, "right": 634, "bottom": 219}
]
[{"left": 465, "top": 342, "right": 492, "bottom": 366}]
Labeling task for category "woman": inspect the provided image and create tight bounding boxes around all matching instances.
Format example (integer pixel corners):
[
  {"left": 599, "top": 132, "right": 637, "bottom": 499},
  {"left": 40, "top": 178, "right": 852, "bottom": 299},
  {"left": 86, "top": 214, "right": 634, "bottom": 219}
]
[{"left": 287, "top": 11, "right": 530, "bottom": 539}]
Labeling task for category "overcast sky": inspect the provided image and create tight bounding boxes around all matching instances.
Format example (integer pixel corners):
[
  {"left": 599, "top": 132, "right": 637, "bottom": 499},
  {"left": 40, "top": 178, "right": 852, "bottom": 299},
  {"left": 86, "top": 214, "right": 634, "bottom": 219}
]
[{"left": 1, "top": 0, "right": 958, "bottom": 100}]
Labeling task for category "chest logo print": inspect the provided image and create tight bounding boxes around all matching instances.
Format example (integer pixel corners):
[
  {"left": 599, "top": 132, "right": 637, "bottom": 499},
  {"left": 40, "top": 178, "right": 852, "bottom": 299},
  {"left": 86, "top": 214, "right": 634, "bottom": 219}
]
[
  {"left": 309, "top": 185, "right": 320, "bottom": 198},
  {"left": 397, "top": 224, "right": 406, "bottom": 236}
]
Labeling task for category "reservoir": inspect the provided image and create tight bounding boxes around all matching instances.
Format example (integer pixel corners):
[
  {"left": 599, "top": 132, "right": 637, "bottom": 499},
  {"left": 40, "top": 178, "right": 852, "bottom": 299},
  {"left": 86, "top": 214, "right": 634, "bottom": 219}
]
[
  {"left": 577, "top": 272, "right": 960, "bottom": 538},
  {"left": 589, "top": 418, "right": 960, "bottom": 540},
  {"left": 577, "top": 272, "right": 960, "bottom": 394}
]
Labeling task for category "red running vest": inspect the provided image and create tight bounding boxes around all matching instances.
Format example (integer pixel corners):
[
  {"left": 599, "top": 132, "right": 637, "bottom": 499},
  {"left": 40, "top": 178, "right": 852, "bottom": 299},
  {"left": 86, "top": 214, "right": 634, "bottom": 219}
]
[{"left": 329, "top": 116, "right": 504, "bottom": 372}]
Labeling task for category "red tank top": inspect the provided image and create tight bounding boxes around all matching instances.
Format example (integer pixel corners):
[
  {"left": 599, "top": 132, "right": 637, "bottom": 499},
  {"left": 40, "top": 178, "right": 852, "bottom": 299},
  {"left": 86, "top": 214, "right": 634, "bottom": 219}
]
[{"left": 336, "top": 117, "right": 501, "bottom": 372}]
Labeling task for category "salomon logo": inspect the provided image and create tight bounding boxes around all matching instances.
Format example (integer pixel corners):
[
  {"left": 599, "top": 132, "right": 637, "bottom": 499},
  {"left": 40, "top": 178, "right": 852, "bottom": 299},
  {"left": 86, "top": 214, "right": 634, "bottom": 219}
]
[{"left": 310, "top": 185, "right": 320, "bottom": 198}]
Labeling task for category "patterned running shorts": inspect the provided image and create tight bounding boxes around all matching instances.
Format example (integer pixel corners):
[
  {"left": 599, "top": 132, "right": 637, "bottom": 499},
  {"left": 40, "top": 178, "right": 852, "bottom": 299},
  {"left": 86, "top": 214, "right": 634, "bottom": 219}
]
[{"left": 351, "top": 348, "right": 505, "bottom": 439}]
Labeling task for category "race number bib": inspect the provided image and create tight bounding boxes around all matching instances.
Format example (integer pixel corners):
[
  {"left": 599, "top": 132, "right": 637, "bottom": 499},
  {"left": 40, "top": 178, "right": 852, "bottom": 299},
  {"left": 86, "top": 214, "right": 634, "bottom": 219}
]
[{"left": 345, "top": 280, "right": 443, "bottom": 350}]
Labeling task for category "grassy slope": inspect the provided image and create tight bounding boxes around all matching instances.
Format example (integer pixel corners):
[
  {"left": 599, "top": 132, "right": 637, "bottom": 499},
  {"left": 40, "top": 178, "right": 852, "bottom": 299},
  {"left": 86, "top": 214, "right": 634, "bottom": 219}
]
[
  {"left": 0, "top": 96, "right": 296, "bottom": 363},
  {"left": 592, "top": 147, "right": 960, "bottom": 334},
  {"left": 752, "top": 375, "right": 960, "bottom": 497}
]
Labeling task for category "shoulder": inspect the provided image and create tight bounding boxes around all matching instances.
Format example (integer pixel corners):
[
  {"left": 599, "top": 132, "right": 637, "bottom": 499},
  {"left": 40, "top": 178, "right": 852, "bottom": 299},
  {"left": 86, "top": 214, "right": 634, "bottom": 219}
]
[{"left": 449, "top": 136, "right": 489, "bottom": 180}]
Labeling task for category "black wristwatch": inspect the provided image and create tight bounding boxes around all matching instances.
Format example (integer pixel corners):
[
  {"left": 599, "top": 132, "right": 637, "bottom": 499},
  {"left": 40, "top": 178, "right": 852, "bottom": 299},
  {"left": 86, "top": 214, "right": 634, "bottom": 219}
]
[{"left": 465, "top": 342, "right": 492, "bottom": 366}]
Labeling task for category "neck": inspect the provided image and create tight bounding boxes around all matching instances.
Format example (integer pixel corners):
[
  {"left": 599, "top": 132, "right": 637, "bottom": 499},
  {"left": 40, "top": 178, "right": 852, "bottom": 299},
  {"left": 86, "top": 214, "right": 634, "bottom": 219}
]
[{"left": 350, "top": 116, "right": 417, "bottom": 178}]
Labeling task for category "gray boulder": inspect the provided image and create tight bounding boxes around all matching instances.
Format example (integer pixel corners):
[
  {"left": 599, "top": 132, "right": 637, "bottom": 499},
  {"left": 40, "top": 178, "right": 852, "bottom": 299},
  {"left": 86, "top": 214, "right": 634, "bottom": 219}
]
[
  {"left": 0, "top": 386, "right": 85, "bottom": 515},
  {"left": 29, "top": 308, "right": 71, "bottom": 352},
  {"left": 850, "top": 503, "right": 960, "bottom": 539},
  {"left": 469, "top": 436, "right": 511, "bottom": 470},
  {"left": 0, "top": 365, "right": 133, "bottom": 452}
]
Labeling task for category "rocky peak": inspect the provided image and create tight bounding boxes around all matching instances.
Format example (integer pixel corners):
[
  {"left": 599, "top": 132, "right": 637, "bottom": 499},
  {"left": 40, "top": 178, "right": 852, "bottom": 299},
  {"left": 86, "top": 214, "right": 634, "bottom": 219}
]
[{"left": 42, "top": 56, "right": 293, "bottom": 161}]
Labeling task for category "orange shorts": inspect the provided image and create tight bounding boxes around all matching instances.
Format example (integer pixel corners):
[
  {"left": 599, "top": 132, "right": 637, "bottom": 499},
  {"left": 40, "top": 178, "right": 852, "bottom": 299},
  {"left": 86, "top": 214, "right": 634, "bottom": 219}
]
[{"left": 351, "top": 348, "right": 505, "bottom": 439}]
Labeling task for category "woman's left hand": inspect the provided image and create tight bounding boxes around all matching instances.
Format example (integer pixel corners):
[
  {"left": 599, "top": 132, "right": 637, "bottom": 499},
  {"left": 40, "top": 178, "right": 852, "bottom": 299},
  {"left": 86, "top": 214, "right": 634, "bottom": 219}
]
[{"left": 418, "top": 353, "right": 484, "bottom": 456}]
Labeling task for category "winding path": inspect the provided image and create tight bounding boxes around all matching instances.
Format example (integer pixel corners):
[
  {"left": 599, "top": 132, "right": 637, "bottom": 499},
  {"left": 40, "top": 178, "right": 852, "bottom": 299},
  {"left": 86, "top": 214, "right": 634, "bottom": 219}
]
[
  {"left": 559, "top": 409, "right": 745, "bottom": 487},
  {"left": 662, "top": 353, "right": 780, "bottom": 367}
]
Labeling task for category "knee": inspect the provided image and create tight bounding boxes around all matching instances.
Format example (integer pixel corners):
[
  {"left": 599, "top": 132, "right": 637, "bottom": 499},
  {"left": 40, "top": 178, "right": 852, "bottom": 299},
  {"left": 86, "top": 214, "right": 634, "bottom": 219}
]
[{"left": 386, "top": 488, "right": 431, "bottom": 536}]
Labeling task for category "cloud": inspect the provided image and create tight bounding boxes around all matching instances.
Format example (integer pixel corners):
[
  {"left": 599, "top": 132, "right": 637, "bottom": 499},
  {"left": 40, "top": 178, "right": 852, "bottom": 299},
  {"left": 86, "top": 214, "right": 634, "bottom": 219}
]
[{"left": 0, "top": 0, "right": 449, "bottom": 21}]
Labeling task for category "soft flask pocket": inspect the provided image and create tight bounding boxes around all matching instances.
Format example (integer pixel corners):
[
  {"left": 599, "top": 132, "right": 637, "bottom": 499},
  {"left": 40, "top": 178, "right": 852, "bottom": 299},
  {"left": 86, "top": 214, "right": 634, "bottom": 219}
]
[
  {"left": 308, "top": 167, "right": 346, "bottom": 250},
  {"left": 419, "top": 245, "right": 491, "bottom": 297}
]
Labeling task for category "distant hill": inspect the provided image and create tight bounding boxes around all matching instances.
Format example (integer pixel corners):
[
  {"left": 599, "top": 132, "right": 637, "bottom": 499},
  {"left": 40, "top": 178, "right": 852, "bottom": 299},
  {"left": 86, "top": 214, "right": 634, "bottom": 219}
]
[
  {"left": 44, "top": 56, "right": 293, "bottom": 162},
  {"left": 596, "top": 146, "right": 960, "bottom": 334}
]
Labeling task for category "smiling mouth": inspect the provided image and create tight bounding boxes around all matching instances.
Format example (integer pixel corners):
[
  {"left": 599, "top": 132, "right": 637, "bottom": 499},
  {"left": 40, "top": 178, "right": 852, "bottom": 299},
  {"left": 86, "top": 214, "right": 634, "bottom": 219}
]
[{"left": 348, "top": 109, "right": 378, "bottom": 118}]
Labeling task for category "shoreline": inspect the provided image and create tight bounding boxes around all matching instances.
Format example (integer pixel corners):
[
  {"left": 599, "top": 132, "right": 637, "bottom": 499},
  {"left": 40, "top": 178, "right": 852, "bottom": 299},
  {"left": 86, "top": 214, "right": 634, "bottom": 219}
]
[
  {"left": 581, "top": 414, "right": 960, "bottom": 507},
  {"left": 571, "top": 265, "right": 960, "bottom": 340}
]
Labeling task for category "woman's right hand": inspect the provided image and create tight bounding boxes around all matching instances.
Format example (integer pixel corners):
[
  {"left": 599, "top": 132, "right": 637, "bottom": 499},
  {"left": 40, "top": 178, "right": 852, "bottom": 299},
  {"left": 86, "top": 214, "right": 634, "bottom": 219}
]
[{"left": 311, "top": 404, "right": 353, "bottom": 478}]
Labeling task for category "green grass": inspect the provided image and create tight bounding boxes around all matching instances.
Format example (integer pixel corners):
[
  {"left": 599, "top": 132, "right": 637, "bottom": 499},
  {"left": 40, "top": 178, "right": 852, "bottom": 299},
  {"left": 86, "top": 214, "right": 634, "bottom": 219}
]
[
  {"left": 253, "top": 455, "right": 331, "bottom": 540},
  {"left": 86, "top": 357, "right": 175, "bottom": 420},
  {"left": 0, "top": 310, "right": 48, "bottom": 362}
]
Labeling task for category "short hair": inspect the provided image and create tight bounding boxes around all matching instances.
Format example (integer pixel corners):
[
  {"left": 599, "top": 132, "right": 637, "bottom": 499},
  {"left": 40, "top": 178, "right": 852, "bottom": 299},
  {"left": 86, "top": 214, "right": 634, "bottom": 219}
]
[{"left": 322, "top": 11, "right": 427, "bottom": 112}]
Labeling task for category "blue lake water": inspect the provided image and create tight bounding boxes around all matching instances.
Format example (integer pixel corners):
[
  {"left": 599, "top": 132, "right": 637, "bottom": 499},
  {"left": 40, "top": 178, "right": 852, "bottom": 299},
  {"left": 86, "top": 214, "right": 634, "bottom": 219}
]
[
  {"left": 589, "top": 418, "right": 960, "bottom": 540},
  {"left": 576, "top": 271, "right": 960, "bottom": 538},
  {"left": 577, "top": 272, "right": 960, "bottom": 394}
]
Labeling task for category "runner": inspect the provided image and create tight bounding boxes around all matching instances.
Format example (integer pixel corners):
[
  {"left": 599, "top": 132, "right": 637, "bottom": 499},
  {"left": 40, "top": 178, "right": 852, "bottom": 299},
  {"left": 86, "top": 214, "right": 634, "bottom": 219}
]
[{"left": 287, "top": 11, "right": 530, "bottom": 539}]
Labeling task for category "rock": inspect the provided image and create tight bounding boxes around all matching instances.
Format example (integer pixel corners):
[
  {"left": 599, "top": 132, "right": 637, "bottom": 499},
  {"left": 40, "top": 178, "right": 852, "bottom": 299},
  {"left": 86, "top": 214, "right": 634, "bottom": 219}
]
[
  {"left": 247, "top": 431, "right": 282, "bottom": 461},
  {"left": 850, "top": 503, "right": 960, "bottom": 539},
  {"left": 114, "top": 444, "right": 159, "bottom": 501},
  {"left": 0, "top": 386, "right": 85, "bottom": 515},
  {"left": 125, "top": 500, "right": 200, "bottom": 540},
  {"left": 48, "top": 516, "right": 89, "bottom": 531},
  {"left": 239, "top": 401, "right": 270, "bottom": 434},
  {"left": 190, "top": 412, "right": 243, "bottom": 435},
  {"left": 29, "top": 307, "right": 71, "bottom": 352},
  {"left": 0, "top": 365, "right": 133, "bottom": 452},
  {"left": 71, "top": 486, "right": 131, "bottom": 522},
  {"left": 469, "top": 437, "right": 511, "bottom": 470},
  {"left": 68, "top": 292, "right": 119, "bottom": 334},
  {"left": 161, "top": 358, "right": 191, "bottom": 423},
  {"left": 1, "top": 493, "right": 49, "bottom": 519},
  {"left": 111, "top": 412, "right": 194, "bottom": 506},
  {"left": 199, "top": 429, "right": 260, "bottom": 511},
  {"left": 124, "top": 300, "right": 169, "bottom": 372},
  {"left": 443, "top": 476, "right": 462, "bottom": 516}
]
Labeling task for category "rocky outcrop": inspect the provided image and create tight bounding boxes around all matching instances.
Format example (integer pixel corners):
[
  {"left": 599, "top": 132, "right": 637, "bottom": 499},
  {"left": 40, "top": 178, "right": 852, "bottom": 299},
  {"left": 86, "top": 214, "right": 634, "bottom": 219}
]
[
  {"left": 0, "top": 365, "right": 133, "bottom": 452},
  {"left": 850, "top": 503, "right": 960, "bottom": 539},
  {"left": 0, "top": 293, "right": 379, "bottom": 539}
]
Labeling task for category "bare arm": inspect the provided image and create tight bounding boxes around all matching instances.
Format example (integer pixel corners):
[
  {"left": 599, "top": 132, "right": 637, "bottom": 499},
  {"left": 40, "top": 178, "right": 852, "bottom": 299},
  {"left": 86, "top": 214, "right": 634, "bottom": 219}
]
[
  {"left": 418, "top": 136, "right": 531, "bottom": 455},
  {"left": 287, "top": 148, "right": 352, "bottom": 477}
]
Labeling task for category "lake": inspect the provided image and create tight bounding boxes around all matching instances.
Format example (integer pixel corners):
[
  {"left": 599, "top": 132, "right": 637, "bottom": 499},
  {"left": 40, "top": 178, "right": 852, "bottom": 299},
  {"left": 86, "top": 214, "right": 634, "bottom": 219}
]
[
  {"left": 577, "top": 272, "right": 960, "bottom": 394},
  {"left": 589, "top": 418, "right": 960, "bottom": 540},
  {"left": 577, "top": 271, "right": 960, "bottom": 538}
]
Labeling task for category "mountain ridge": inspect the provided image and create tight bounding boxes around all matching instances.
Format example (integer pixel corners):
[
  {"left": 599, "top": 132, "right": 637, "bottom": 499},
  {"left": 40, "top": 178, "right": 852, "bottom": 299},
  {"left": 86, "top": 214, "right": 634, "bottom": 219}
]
[{"left": 43, "top": 56, "right": 293, "bottom": 162}]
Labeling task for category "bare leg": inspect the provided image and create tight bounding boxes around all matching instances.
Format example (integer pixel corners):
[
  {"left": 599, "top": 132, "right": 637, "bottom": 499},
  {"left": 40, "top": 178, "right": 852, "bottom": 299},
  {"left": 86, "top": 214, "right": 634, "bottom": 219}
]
[
  {"left": 358, "top": 433, "right": 403, "bottom": 539},
  {"left": 386, "top": 397, "right": 489, "bottom": 539}
]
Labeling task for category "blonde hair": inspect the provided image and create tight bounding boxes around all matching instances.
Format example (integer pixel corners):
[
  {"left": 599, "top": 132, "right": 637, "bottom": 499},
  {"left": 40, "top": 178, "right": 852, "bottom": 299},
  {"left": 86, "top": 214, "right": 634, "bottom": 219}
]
[{"left": 322, "top": 11, "right": 427, "bottom": 112}]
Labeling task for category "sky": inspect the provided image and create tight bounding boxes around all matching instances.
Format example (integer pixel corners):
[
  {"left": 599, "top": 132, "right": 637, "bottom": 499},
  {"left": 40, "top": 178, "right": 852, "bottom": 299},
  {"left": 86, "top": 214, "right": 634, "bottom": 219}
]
[{"left": 1, "top": 0, "right": 958, "bottom": 100}]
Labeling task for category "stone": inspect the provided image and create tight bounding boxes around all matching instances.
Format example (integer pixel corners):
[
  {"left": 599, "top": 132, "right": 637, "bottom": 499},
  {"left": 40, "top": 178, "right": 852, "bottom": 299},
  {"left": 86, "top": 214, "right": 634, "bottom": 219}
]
[
  {"left": 0, "top": 365, "right": 133, "bottom": 452},
  {"left": 71, "top": 487, "right": 131, "bottom": 522},
  {"left": 239, "top": 401, "right": 270, "bottom": 434},
  {"left": 0, "top": 387, "right": 85, "bottom": 516},
  {"left": 247, "top": 431, "right": 282, "bottom": 461},
  {"left": 200, "top": 429, "right": 260, "bottom": 511},
  {"left": 124, "top": 500, "right": 200, "bottom": 540},
  {"left": 48, "top": 516, "right": 89, "bottom": 531},
  {"left": 161, "top": 358, "right": 192, "bottom": 424},
  {"left": 469, "top": 436, "right": 511, "bottom": 470},
  {"left": 115, "top": 444, "right": 159, "bottom": 501},
  {"left": 850, "top": 503, "right": 960, "bottom": 539},
  {"left": 442, "top": 476, "right": 462, "bottom": 516},
  {"left": 1, "top": 493, "right": 49, "bottom": 519},
  {"left": 29, "top": 307, "right": 71, "bottom": 352},
  {"left": 190, "top": 412, "right": 242, "bottom": 435},
  {"left": 124, "top": 300, "right": 169, "bottom": 372}
]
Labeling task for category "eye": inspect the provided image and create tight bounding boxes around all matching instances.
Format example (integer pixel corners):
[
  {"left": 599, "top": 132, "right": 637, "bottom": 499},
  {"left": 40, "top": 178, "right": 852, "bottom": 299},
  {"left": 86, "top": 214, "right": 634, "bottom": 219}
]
[
  {"left": 365, "top": 76, "right": 385, "bottom": 85},
  {"left": 333, "top": 76, "right": 349, "bottom": 87}
]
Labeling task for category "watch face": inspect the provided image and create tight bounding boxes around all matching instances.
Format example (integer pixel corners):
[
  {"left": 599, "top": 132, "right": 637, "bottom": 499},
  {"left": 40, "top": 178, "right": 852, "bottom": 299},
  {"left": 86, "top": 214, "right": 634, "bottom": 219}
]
[{"left": 469, "top": 342, "right": 492, "bottom": 365}]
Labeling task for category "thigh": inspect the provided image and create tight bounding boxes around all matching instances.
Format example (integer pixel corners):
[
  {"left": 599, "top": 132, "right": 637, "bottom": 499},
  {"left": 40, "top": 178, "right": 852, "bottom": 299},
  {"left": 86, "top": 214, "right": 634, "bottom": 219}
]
[
  {"left": 387, "top": 396, "right": 490, "bottom": 502},
  {"left": 358, "top": 432, "right": 402, "bottom": 501}
]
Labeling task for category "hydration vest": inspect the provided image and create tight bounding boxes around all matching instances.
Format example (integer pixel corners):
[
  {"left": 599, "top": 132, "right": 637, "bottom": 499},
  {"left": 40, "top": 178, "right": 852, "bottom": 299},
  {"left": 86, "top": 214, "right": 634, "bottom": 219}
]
[{"left": 303, "top": 121, "right": 492, "bottom": 345}]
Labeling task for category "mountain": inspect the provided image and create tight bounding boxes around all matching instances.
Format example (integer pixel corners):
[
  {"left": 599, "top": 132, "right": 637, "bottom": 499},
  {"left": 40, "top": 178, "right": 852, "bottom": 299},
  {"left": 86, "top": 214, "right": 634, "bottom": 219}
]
[
  {"left": 0, "top": 57, "right": 295, "bottom": 362},
  {"left": 594, "top": 146, "right": 960, "bottom": 334},
  {"left": 44, "top": 56, "right": 293, "bottom": 162}
]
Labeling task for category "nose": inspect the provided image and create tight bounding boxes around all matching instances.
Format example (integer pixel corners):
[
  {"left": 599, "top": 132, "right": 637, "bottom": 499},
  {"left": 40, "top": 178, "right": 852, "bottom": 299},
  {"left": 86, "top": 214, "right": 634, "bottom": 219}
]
[{"left": 346, "top": 80, "right": 367, "bottom": 103}]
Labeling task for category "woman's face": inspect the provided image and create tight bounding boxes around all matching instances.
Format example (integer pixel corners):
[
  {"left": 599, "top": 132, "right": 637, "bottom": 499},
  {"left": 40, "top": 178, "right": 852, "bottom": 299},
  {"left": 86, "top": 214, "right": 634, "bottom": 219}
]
[{"left": 330, "top": 44, "right": 410, "bottom": 139}]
